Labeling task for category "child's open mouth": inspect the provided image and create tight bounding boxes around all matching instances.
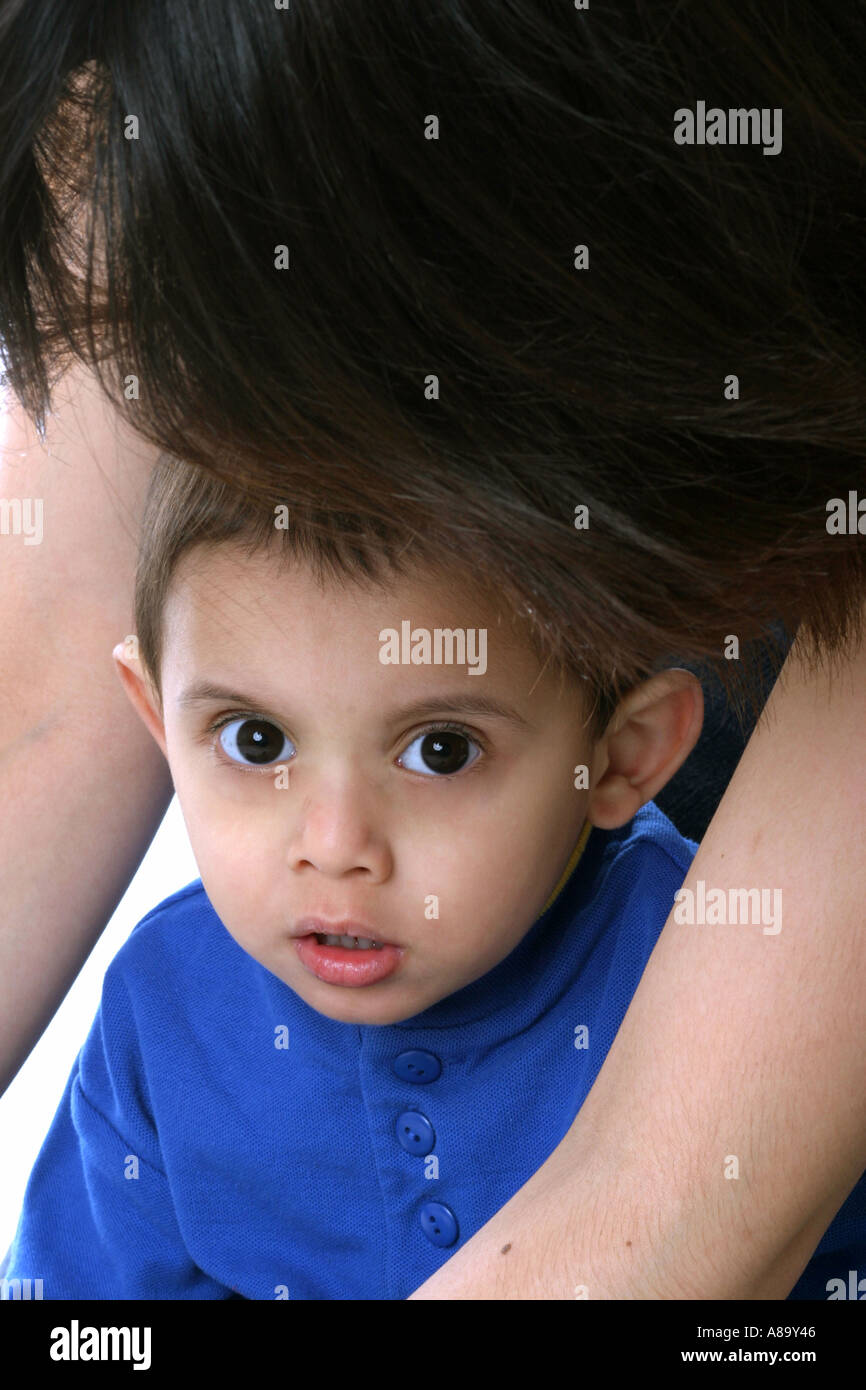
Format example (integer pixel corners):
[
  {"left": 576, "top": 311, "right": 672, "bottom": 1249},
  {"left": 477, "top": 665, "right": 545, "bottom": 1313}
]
[
  {"left": 293, "top": 932, "right": 404, "bottom": 987},
  {"left": 315, "top": 932, "right": 383, "bottom": 950}
]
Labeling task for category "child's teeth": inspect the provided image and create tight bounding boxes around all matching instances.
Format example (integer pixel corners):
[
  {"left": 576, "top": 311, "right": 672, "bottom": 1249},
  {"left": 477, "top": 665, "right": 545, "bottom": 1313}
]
[{"left": 318, "top": 933, "right": 383, "bottom": 950}]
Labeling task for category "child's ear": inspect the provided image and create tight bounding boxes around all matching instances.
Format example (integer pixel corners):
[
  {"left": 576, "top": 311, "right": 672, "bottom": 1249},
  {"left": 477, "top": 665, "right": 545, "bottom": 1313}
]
[
  {"left": 587, "top": 669, "right": 704, "bottom": 830},
  {"left": 112, "top": 639, "right": 168, "bottom": 757}
]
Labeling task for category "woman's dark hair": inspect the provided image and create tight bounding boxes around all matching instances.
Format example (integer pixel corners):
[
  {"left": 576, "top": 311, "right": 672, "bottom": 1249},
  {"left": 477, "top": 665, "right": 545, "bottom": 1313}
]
[{"left": 1, "top": 0, "right": 864, "bottom": 725}]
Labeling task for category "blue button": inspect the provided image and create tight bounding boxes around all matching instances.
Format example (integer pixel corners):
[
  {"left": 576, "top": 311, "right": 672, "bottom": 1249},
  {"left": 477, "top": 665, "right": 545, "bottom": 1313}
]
[
  {"left": 396, "top": 1111, "right": 435, "bottom": 1156},
  {"left": 419, "top": 1202, "right": 459, "bottom": 1247},
  {"left": 392, "top": 1049, "right": 441, "bottom": 1084}
]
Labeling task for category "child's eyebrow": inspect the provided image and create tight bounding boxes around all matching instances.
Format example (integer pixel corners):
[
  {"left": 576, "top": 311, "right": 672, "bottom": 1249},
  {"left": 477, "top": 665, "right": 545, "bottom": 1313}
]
[
  {"left": 177, "top": 681, "right": 261, "bottom": 710},
  {"left": 176, "top": 682, "right": 532, "bottom": 730},
  {"left": 386, "top": 694, "right": 533, "bottom": 731}
]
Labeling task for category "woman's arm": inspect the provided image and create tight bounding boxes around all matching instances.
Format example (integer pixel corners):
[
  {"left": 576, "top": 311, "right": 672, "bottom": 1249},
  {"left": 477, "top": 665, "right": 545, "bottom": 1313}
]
[
  {"left": 410, "top": 608, "right": 866, "bottom": 1299},
  {"left": 0, "top": 362, "right": 173, "bottom": 1099}
]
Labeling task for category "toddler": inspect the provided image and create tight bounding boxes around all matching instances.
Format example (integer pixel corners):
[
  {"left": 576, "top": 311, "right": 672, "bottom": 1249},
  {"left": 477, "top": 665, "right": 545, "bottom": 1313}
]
[{"left": 5, "top": 458, "right": 866, "bottom": 1300}]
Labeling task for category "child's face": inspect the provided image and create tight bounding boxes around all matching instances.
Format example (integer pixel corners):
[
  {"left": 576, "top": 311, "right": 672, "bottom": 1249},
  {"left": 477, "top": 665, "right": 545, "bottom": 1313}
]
[{"left": 132, "top": 544, "right": 601, "bottom": 1025}]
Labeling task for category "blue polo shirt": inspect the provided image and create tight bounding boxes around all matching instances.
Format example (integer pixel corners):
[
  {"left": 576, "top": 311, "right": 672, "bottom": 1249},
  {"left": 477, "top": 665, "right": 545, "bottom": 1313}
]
[{"left": 4, "top": 803, "right": 865, "bottom": 1299}]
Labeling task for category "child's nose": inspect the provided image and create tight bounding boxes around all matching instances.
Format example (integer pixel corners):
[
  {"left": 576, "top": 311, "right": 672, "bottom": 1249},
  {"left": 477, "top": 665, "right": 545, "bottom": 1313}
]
[{"left": 285, "top": 789, "right": 393, "bottom": 882}]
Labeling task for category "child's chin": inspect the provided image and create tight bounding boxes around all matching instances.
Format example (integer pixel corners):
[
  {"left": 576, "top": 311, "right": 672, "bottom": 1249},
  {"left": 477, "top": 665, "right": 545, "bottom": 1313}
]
[{"left": 300, "top": 983, "right": 434, "bottom": 1028}]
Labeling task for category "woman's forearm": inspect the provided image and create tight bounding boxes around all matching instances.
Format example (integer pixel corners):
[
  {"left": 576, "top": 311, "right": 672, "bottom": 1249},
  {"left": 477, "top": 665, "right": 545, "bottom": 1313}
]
[
  {"left": 410, "top": 612, "right": 866, "bottom": 1299},
  {"left": 0, "top": 365, "right": 173, "bottom": 1098}
]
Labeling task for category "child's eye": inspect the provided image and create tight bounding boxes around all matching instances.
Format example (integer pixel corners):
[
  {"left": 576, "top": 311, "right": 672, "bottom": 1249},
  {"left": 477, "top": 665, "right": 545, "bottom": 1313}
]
[
  {"left": 216, "top": 716, "right": 294, "bottom": 767},
  {"left": 397, "top": 728, "right": 482, "bottom": 777}
]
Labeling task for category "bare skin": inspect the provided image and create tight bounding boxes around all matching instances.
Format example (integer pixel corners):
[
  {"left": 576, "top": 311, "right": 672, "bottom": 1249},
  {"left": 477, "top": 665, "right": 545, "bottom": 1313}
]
[
  {"left": 1, "top": 362, "right": 864, "bottom": 1297},
  {"left": 0, "top": 362, "right": 173, "bottom": 1097}
]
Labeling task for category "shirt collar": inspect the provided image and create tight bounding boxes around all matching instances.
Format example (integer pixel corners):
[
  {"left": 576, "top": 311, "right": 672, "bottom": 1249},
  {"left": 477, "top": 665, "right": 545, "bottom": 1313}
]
[{"left": 540, "top": 818, "right": 593, "bottom": 913}]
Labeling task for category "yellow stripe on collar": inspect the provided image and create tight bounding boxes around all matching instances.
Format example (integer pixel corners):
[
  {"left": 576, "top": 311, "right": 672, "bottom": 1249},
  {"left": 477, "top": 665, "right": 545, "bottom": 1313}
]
[{"left": 542, "top": 819, "right": 593, "bottom": 913}]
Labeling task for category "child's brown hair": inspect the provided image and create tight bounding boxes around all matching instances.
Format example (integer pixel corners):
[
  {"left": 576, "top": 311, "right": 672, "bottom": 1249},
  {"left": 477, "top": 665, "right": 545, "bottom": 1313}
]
[{"left": 134, "top": 452, "right": 626, "bottom": 738}]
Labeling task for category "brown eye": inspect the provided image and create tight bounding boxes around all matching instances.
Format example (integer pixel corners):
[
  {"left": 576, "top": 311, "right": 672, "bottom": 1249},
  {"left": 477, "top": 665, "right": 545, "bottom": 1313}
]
[
  {"left": 218, "top": 717, "right": 292, "bottom": 766},
  {"left": 399, "top": 729, "right": 480, "bottom": 776}
]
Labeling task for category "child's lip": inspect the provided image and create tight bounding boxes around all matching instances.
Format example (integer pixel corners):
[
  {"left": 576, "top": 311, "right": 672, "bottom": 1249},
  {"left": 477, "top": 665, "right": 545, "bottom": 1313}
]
[{"left": 292, "top": 917, "right": 401, "bottom": 947}]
